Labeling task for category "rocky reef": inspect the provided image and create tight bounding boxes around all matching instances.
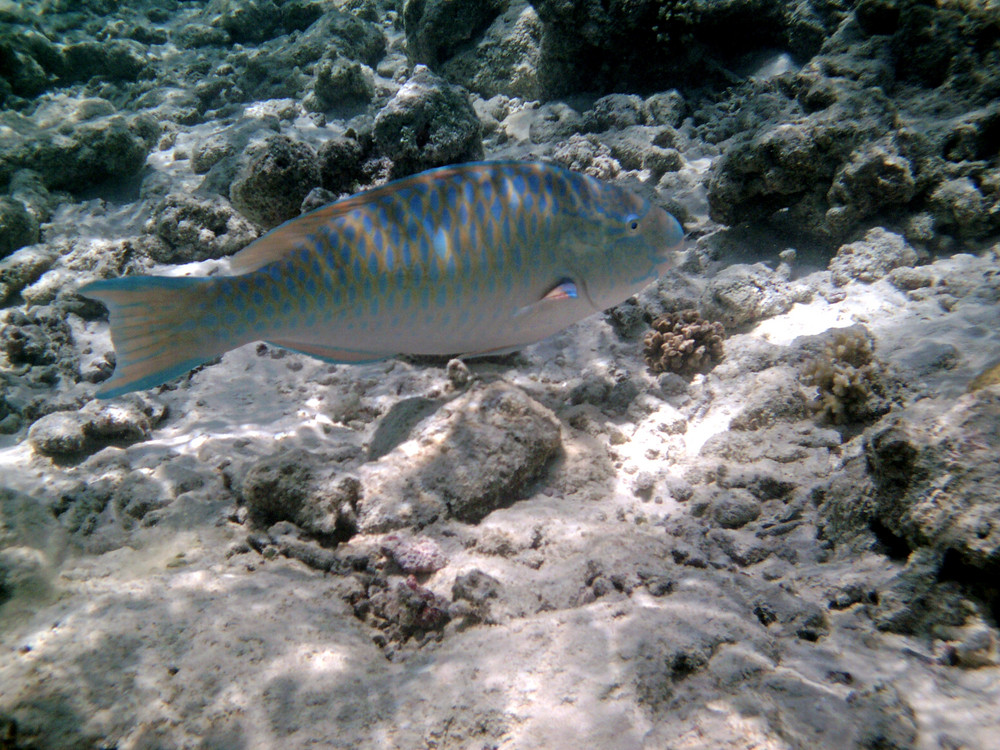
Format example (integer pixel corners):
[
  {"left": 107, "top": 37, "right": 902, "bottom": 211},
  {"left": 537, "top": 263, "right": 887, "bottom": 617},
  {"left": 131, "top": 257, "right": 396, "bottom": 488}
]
[{"left": 1, "top": 1, "right": 999, "bottom": 748}]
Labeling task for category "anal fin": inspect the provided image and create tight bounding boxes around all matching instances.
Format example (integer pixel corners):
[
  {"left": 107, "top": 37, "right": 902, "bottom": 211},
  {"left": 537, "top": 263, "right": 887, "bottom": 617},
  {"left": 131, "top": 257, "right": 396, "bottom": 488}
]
[{"left": 268, "top": 339, "right": 391, "bottom": 364}]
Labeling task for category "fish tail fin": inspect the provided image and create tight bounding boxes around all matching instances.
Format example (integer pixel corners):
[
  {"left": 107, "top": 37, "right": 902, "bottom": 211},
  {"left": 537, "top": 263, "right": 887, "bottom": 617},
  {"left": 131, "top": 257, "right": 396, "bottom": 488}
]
[{"left": 79, "top": 275, "right": 231, "bottom": 399}]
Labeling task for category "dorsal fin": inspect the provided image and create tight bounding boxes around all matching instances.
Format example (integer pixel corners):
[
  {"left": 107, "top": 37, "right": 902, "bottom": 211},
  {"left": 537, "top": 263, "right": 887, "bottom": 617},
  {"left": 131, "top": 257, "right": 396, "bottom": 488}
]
[
  {"left": 228, "top": 161, "right": 555, "bottom": 275},
  {"left": 230, "top": 201, "right": 357, "bottom": 274}
]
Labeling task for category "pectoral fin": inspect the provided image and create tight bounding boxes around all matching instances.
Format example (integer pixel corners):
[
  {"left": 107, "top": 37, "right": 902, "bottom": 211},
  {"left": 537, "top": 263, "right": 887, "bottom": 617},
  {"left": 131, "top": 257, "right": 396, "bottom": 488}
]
[
  {"left": 514, "top": 278, "right": 579, "bottom": 319},
  {"left": 542, "top": 278, "right": 578, "bottom": 301}
]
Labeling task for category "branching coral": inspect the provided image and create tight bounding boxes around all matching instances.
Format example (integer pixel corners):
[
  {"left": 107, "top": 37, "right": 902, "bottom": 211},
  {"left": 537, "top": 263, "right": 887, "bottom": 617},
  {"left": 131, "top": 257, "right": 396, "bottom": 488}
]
[
  {"left": 643, "top": 309, "right": 725, "bottom": 376},
  {"left": 802, "top": 327, "right": 888, "bottom": 424}
]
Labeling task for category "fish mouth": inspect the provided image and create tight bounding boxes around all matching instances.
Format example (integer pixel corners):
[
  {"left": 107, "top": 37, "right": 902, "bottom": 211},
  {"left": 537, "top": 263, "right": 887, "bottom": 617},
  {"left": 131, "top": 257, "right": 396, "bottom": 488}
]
[
  {"left": 659, "top": 239, "right": 686, "bottom": 270},
  {"left": 657, "top": 215, "right": 687, "bottom": 271}
]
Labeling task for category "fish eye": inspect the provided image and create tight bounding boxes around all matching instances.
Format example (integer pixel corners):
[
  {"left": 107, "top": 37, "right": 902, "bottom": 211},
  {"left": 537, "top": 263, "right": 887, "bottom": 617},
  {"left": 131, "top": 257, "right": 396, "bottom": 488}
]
[{"left": 626, "top": 214, "right": 640, "bottom": 232}]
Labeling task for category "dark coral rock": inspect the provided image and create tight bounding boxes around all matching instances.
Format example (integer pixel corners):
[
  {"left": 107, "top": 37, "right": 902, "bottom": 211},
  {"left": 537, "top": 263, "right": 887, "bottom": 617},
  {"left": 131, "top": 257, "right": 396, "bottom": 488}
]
[
  {"left": 2, "top": 110, "right": 159, "bottom": 193},
  {"left": 240, "top": 450, "right": 313, "bottom": 528},
  {"left": 229, "top": 135, "right": 321, "bottom": 228},
  {"left": 240, "top": 449, "right": 361, "bottom": 540},
  {"left": 210, "top": 0, "right": 283, "bottom": 44},
  {"left": 0, "top": 101, "right": 157, "bottom": 192},
  {"left": 582, "top": 94, "right": 648, "bottom": 132},
  {"left": 928, "top": 176, "right": 999, "bottom": 240},
  {"left": 529, "top": 0, "right": 840, "bottom": 97},
  {"left": 751, "top": 582, "right": 829, "bottom": 641},
  {"left": 855, "top": 0, "right": 900, "bottom": 36},
  {"left": 866, "top": 390, "right": 1000, "bottom": 571},
  {"left": 826, "top": 141, "right": 916, "bottom": 232},
  {"left": 872, "top": 548, "right": 972, "bottom": 636},
  {"left": 403, "top": 0, "right": 508, "bottom": 67},
  {"left": 373, "top": 65, "right": 483, "bottom": 178},
  {"left": 148, "top": 193, "right": 259, "bottom": 262},
  {"left": 233, "top": 8, "right": 385, "bottom": 101},
  {"left": 0, "top": 198, "right": 39, "bottom": 259},
  {"left": 62, "top": 39, "right": 151, "bottom": 83},
  {"left": 175, "top": 23, "right": 230, "bottom": 49},
  {"left": 847, "top": 682, "right": 918, "bottom": 750},
  {"left": 434, "top": 0, "right": 543, "bottom": 100},
  {"left": 0, "top": 42, "right": 51, "bottom": 99},
  {"left": 452, "top": 569, "right": 501, "bottom": 604},
  {"left": 709, "top": 488, "right": 761, "bottom": 530},
  {"left": 890, "top": 2, "right": 964, "bottom": 89},
  {"left": 0, "top": 306, "right": 75, "bottom": 371},
  {"left": 317, "top": 133, "right": 369, "bottom": 196},
  {"left": 51, "top": 482, "right": 112, "bottom": 535},
  {"left": 605, "top": 297, "right": 651, "bottom": 340},
  {"left": 707, "top": 91, "right": 897, "bottom": 239},
  {"left": 643, "top": 309, "right": 724, "bottom": 376},
  {"left": 306, "top": 56, "right": 375, "bottom": 112}
]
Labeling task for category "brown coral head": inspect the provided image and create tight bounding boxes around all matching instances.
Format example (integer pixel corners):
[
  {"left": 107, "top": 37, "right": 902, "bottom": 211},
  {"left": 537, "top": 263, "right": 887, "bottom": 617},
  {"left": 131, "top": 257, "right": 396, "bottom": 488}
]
[{"left": 644, "top": 309, "right": 725, "bottom": 376}]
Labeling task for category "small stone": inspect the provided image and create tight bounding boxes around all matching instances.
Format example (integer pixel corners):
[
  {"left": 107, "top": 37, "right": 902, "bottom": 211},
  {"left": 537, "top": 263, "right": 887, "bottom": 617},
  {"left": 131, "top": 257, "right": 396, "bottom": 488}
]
[
  {"left": 633, "top": 472, "right": 655, "bottom": 497},
  {"left": 446, "top": 358, "right": 472, "bottom": 389},
  {"left": 452, "top": 569, "right": 501, "bottom": 604},
  {"left": 710, "top": 489, "right": 760, "bottom": 529},
  {"left": 27, "top": 412, "right": 88, "bottom": 456},
  {"left": 381, "top": 534, "right": 448, "bottom": 574}
]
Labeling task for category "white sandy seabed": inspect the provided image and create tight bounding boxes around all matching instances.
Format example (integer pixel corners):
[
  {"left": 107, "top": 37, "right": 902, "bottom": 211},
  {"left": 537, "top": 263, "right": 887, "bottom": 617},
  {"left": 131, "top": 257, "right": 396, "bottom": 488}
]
[{"left": 1, "top": 225, "right": 1000, "bottom": 749}]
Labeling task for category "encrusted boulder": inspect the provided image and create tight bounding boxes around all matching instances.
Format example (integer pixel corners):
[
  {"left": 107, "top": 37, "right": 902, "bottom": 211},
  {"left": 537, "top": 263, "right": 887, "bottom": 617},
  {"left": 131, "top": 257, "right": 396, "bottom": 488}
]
[
  {"left": 147, "top": 193, "right": 259, "bottom": 262},
  {"left": 403, "top": 0, "right": 507, "bottom": 68},
  {"left": 61, "top": 40, "right": 151, "bottom": 83},
  {"left": 707, "top": 93, "right": 896, "bottom": 239},
  {"left": 699, "top": 263, "right": 800, "bottom": 329},
  {"left": 826, "top": 140, "right": 916, "bottom": 233},
  {"left": 239, "top": 450, "right": 360, "bottom": 541},
  {"left": 207, "top": 0, "right": 283, "bottom": 44},
  {"left": 434, "top": 0, "right": 543, "bottom": 100},
  {"left": 528, "top": 0, "right": 838, "bottom": 97},
  {"left": 357, "top": 382, "right": 561, "bottom": 531},
  {"left": 928, "top": 176, "right": 1000, "bottom": 240},
  {"left": 0, "top": 98, "right": 158, "bottom": 192},
  {"left": 305, "top": 56, "right": 375, "bottom": 113},
  {"left": 27, "top": 395, "right": 168, "bottom": 458},
  {"left": 373, "top": 65, "right": 483, "bottom": 178},
  {"left": 0, "top": 198, "right": 39, "bottom": 259},
  {"left": 865, "top": 390, "right": 1000, "bottom": 570},
  {"left": 828, "top": 227, "right": 919, "bottom": 287},
  {"left": 233, "top": 9, "right": 385, "bottom": 101},
  {"left": 229, "top": 135, "right": 321, "bottom": 228}
]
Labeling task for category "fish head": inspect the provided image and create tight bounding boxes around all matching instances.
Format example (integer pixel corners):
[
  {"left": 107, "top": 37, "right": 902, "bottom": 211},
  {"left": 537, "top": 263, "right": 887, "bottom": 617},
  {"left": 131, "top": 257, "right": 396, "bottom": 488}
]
[{"left": 572, "top": 183, "right": 686, "bottom": 312}]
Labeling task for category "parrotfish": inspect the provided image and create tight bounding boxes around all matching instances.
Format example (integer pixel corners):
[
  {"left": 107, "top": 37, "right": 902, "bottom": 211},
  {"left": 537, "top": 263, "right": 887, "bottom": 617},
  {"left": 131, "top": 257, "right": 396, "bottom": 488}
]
[{"left": 80, "top": 161, "right": 685, "bottom": 399}]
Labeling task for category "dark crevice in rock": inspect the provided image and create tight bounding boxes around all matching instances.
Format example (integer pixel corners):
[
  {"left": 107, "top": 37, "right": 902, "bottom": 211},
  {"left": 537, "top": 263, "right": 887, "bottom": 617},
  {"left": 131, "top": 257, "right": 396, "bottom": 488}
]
[
  {"left": 938, "top": 548, "right": 1000, "bottom": 628},
  {"left": 868, "top": 517, "right": 911, "bottom": 561}
]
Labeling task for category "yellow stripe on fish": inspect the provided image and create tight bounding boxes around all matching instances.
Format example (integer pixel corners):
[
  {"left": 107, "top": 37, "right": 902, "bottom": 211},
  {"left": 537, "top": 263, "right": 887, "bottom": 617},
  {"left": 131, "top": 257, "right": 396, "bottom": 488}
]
[{"left": 80, "top": 161, "right": 686, "bottom": 398}]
